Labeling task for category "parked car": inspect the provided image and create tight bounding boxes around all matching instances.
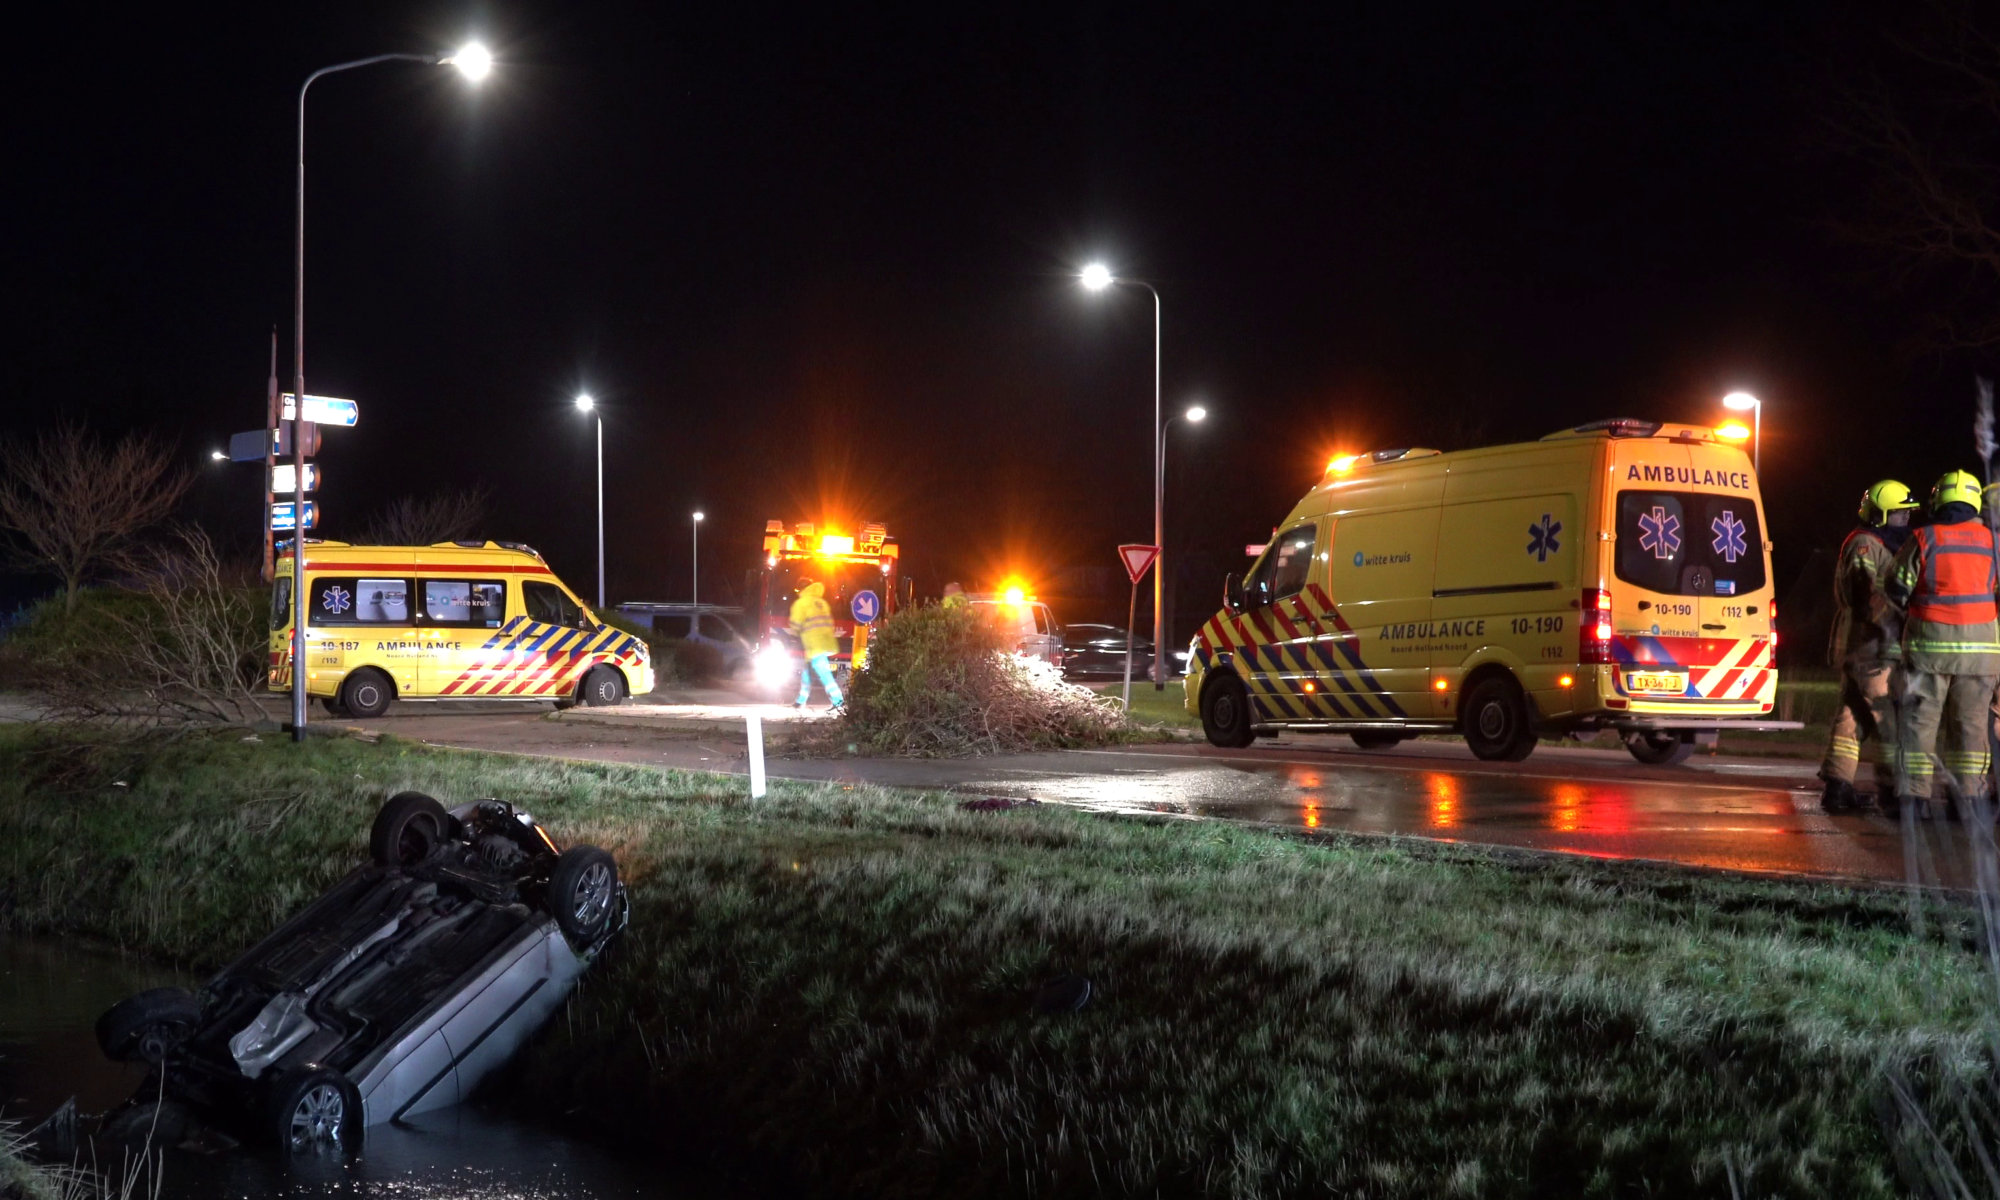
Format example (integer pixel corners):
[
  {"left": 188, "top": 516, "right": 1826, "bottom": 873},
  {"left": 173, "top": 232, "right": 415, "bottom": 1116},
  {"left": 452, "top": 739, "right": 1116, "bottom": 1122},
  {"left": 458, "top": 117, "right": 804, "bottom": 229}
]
[
  {"left": 1061, "top": 623, "right": 1189, "bottom": 678},
  {"left": 616, "top": 603, "right": 758, "bottom": 679},
  {"left": 93, "top": 794, "right": 626, "bottom": 1153},
  {"left": 964, "top": 593, "right": 1063, "bottom": 665}
]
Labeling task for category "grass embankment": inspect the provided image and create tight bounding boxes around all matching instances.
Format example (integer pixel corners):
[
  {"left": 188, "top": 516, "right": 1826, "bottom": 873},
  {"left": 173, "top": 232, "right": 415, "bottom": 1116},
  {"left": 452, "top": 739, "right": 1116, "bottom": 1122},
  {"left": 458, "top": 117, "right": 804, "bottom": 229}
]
[{"left": 0, "top": 728, "right": 1992, "bottom": 1197}]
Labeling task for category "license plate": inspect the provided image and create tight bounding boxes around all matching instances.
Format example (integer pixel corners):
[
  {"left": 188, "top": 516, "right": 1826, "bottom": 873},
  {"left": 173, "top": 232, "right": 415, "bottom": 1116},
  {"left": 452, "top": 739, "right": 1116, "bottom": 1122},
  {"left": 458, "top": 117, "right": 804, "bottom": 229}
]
[{"left": 1626, "top": 670, "right": 1686, "bottom": 695}]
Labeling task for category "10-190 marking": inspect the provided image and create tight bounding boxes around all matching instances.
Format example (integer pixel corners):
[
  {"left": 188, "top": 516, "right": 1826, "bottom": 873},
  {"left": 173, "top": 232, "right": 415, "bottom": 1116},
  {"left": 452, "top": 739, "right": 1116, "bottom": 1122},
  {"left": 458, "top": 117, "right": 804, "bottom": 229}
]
[{"left": 1510, "top": 615, "right": 1565, "bottom": 635}]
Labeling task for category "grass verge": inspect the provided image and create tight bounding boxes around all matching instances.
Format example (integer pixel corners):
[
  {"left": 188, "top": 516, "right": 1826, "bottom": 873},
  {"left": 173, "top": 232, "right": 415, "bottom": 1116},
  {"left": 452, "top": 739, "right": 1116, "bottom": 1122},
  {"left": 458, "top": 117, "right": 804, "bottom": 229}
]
[{"left": 0, "top": 726, "right": 1992, "bottom": 1197}]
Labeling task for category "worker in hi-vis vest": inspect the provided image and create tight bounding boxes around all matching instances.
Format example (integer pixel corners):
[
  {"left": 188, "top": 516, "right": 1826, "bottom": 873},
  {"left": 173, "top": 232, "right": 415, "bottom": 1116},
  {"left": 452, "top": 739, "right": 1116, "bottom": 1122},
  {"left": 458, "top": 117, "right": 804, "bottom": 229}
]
[
  {"left": 1884, "top": 470, "right": 2000, "bottom": 820},
  {"left": 1818, "top": 480, "right": 1917, "bottom": 813},
  {"left": 789, "top": 580, "right": 844, "bottom": 709}
]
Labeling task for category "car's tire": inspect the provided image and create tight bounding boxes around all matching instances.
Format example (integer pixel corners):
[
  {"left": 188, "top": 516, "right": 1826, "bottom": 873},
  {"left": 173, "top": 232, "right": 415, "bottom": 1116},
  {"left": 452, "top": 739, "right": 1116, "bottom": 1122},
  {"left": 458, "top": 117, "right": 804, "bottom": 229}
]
[
  {"left": 577, "top": 667, "right": 625, "bottom": 707},
  {"left": 1462, "top": 674, "right": 1537, "bottom": 762},
  {"left": 267, "top": 1068, "right": 359, "bottom": 1153},
  {"left": 1623, "top": 729, "right": 1694, "bottom": 767},
  {"left": 338, "top": 669, "right": 394, "bottom": 719},
  {"left": 547, "top": 845, "right": 619, "bottom": 943},
  {"left": 1200, "top": 671, "right": 1258, "bottom": 748},
  {"left": 95, "top": 987, "right": 203, "bottom": 1065},
  {"left": 370, "top": 792, "right": 453, "bottom": 869},
  {"left": 1349, "top": 731, "right": 1405, "bottom": 750}
]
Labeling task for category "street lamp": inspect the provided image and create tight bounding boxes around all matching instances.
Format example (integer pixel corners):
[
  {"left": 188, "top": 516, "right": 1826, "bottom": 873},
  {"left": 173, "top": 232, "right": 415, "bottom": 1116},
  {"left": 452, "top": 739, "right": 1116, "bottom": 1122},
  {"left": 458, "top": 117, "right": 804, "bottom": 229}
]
[
  {"left": 1722, "top": 391, "right": 1761, "bottom": 473},
  {"left": 289, "top": 41, "right": 493, "bottom": 744},
  {"left": 209, "top": 450, "right": 227, "bottom": 462},
  {"left": 575, "top": 395, "right": 603, "bottom": 608},
  {"left": 692, "top": 511, "right": 705, "bottom": 608},
  {"left": 1154, "top": 404, "right": 1208, "bottom": 693},
  {"left": 1079, "top": 262, "right": 1168, "bottom": 687}
]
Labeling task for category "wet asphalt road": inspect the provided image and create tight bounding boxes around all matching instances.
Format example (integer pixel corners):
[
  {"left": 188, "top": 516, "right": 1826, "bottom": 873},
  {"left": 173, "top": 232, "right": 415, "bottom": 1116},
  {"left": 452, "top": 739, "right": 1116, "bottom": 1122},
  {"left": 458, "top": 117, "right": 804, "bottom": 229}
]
[{"left": 335, "top": 699, "right": 1992, "bottom": 893}]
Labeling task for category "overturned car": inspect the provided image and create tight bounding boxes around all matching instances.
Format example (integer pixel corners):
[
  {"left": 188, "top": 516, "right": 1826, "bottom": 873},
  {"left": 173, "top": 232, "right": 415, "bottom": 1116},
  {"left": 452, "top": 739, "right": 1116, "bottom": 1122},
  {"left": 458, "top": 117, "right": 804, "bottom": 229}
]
[{"left": 94, "top": 792, "right": 625, "bottom": 1151}]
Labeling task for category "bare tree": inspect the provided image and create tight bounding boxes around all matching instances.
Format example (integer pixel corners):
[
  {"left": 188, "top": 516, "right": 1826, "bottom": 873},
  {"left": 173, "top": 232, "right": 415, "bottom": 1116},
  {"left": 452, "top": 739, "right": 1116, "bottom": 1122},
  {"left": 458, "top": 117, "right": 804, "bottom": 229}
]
[
  {"left": 354, "top": 487, "right": 492, "bottom": 546},
  {"left": 0, "top": 424, "right": 192, "bottom": 611},
  {"left": 1819, "top": 2, "right": 2000, "bottom": 348},
  {"left": 34, "top": 526, "right": 270, "bottom": 728}
]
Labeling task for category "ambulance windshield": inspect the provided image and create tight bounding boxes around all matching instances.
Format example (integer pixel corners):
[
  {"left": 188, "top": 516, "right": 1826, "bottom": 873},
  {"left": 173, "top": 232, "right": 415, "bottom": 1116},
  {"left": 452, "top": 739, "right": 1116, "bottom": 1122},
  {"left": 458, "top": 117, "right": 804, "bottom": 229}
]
[{"left": 1615, "top": 490, "right": 1765, "bottom": 596}]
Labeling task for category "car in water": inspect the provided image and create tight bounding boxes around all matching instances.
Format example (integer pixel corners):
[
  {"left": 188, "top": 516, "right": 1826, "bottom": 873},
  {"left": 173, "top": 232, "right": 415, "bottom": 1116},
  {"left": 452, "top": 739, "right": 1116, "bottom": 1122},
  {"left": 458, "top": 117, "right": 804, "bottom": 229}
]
[{"left": 93, "top": 793, "right": 625, "bottom": 1152}]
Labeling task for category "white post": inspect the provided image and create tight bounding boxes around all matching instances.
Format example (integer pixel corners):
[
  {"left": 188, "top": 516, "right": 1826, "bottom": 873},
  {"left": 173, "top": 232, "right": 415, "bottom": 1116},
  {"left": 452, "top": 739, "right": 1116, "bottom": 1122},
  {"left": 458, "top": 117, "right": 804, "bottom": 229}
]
[{"left": 746, "top": 714, "right": 767, "bottom": 799}]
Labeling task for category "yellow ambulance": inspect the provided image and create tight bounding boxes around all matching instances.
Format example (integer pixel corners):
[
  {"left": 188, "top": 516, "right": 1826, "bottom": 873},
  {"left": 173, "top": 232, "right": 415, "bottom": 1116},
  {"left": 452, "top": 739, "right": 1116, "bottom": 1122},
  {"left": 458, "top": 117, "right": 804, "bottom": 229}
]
[
  {"left": 1184, "top": 418, "right": 1799, "bottom": 765},
  {"left": 269, "top": 541, "right": 653, "bottom": 718}
]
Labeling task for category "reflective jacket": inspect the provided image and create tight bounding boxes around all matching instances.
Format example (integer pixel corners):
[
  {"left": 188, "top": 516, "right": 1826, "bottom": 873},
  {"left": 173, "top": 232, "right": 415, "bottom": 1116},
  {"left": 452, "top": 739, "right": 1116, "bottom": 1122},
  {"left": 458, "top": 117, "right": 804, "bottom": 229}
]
[
  {"left": 1886, "top": 515, "right": 2000, "bottom": 672},
  {"left": 789, "top": 582, "right": 839, "bottom": 659},
  {"left": 1827, "top": 526, "right": 1899, "bottom": 666}
]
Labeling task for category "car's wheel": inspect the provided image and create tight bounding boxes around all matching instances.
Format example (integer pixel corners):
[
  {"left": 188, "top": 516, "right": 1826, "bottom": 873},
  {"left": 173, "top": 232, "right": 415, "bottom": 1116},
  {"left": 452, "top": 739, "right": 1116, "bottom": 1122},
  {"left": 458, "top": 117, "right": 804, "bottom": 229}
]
[
  {"left": 95, "top": 987, "right": 203, "bottom": 1064},
  {"left": 338, "top": 669, "right": 394, "bottom": 719},
  {"left": 1623, "top": 729, "right": 1694, "bottom": 766},
  {"left": 268, "top": 1069, "right": 358, "bottom": 1153},
  {"left": 320, "top": 697, "right": 350, "bottom": 717},
  {"left": 547, "top": 845, "right": 619, "bottom": 943},
  {"left": 1349, "top": 731, "right": 1405, "bottom": 750},
  {"left": 578, "top": 667, "right": 625, "bottom": 707},
  {"left": 1200, "top": 671, "right": 1258, "bottom": 748},
  {"left": 370, "top": 792, "right": 452, "bottom": 868},
  {"left": 1462, "top": 674, "right": 1537, "bottom": 762}
]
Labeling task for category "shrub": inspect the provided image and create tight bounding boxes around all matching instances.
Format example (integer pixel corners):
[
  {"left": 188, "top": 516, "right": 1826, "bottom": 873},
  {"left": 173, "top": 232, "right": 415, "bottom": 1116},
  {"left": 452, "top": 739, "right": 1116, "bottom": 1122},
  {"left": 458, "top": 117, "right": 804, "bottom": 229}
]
[{"left": 838, "top": 603, "right": 1127, "bottom": 755}]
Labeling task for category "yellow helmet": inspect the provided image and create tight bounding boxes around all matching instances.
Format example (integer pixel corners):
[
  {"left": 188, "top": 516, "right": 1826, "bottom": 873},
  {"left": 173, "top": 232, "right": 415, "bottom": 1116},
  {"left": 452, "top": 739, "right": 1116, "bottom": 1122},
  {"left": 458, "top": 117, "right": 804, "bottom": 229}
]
[
  {"left": 1932, "top": 470, "right": 1985, "bottom": 512},
  {"left": 1859, "top": 480, "right": 1919, "bottom": 525}
]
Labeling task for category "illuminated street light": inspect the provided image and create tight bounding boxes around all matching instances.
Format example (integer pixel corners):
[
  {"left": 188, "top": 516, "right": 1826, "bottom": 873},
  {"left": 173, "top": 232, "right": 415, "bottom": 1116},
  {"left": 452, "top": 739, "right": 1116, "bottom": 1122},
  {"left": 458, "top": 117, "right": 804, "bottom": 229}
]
[
  {"left": 1155, "top": 402, "right": 1211, "bottom": 700},
  {"left": 1186, "top": 406, "right": 1207, "bottom": 423},
  {"left": 210, "top": 450, "right": 227, "bottom": 462},
  {"left": 1079, "top": 262, "right": 1169, "bottom": 687},
  {"left": 576, "top": 395, "right": 603, "bottom": 608},
  {"left": 692, "top": 511, "right": 705, "bottom": 609},
  {"left": 287, "top": 43, "right": 494, "bottom": 744},
  {"left": 1720, "top": 391, "right": 1762, "bottom": 472}
]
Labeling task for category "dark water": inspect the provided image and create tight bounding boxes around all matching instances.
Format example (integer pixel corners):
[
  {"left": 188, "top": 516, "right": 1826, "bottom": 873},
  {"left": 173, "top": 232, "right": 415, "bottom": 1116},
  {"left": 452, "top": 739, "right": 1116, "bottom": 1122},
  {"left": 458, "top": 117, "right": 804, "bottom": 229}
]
[{"left": 0, "top": 936, "right": 709, "bottom": 1199}]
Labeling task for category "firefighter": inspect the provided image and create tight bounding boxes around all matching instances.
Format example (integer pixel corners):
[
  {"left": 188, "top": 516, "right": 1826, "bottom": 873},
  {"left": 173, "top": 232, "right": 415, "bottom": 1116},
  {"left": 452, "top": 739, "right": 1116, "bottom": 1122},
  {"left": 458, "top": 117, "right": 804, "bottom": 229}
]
[
  {"left": 1884, "top": 470, "right": 2000, "bottom": 819},
  {"left": 789, "top": 580, "right": 844, "bottom": 709},
  {"left": 1818, "top": 480, "right": 1918, "bottom": 812},
  {"left": 941, "top": 581, "right": 968, "bottom": 609}
]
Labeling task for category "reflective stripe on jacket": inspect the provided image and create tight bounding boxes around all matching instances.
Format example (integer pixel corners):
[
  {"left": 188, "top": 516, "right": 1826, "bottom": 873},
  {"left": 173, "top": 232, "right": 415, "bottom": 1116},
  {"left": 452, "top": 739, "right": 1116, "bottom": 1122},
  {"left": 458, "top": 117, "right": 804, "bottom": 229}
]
[
  {"left": 1828, "top": 526, "right": 1898, "bottom": 665},
  {"left": 1905, "top": 522, "right": 1999, "bottom": 625}
]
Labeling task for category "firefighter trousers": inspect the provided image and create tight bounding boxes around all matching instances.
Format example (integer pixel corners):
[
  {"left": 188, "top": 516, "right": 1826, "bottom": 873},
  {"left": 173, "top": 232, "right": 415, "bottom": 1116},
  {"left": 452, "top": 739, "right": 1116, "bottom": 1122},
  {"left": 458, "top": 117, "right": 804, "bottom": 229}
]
[
  {"left": 1896, "top": 671, "right": 1998, "bottom": 800},
  {"left": 1819, "top": 660, "right": 1896, "bottom": 792}
]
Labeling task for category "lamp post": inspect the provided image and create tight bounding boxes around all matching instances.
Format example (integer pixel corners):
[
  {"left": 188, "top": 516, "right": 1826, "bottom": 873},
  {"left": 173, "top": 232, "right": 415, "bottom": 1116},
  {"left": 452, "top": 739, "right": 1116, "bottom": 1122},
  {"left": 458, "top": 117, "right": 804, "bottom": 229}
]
[
  {"left": 1722, "top": 391, "right": 1761, "bottom": 473},
  {"left": 576, "top": 395, "right": 604, "bottom": 608},
  {"left": 289, "top": 41, "right": 492, "bottom": 744},
  {"left": 692, "top": 511, "right": 705, "bottom": 608},
  {"left": 1156, "top": 405, "right": 1206, "bottom": 685},
  {"left": 1080, "top": 263, "right": 1168, "bottom": 687}
]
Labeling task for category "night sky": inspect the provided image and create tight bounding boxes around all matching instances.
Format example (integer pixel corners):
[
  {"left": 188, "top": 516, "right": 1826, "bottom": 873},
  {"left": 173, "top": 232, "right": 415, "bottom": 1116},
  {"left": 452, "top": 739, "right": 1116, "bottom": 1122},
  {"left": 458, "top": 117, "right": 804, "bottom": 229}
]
[{"left": 6, "top": 2, "right": 1987, "bottom": 649}]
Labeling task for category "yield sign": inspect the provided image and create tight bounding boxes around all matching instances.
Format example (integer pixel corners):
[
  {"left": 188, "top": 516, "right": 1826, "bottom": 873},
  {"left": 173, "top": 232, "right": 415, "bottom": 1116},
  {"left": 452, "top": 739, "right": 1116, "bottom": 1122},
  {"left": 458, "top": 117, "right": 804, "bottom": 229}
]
[{"left": 1118, "top": 543, "right": 1159, "bottom": 584}]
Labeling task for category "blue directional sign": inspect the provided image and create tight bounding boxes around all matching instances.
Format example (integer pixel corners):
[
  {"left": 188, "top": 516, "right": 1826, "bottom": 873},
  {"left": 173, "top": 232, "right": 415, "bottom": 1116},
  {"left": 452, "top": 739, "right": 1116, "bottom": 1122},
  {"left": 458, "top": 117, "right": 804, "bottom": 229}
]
[
  {"left": 850, "top": 589, "right": 881, "bottom": 623},
  {"left": 271, "top": 502, "right": 319, "bottom": 531},
  {"left": 280, "top": 394, "right": 359, "bottom": 427}
]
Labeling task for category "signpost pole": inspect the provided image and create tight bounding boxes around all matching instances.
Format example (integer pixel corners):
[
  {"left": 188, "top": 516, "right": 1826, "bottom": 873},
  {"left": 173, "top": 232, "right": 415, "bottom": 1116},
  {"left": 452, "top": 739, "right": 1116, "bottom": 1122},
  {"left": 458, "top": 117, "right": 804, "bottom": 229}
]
[
  {"left": 263, "top": 329, "right": 277, "bottom": 584},
  {"left": 1122, "top": 579, "right": 1139, "bottom": 711}
]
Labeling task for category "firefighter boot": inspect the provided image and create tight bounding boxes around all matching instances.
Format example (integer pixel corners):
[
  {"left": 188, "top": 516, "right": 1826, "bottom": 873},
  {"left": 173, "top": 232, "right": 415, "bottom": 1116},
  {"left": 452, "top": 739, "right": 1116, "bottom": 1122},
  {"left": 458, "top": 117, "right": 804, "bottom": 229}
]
[{"left": 1818, "top": 778, "right": 1857, "bottom": 814}]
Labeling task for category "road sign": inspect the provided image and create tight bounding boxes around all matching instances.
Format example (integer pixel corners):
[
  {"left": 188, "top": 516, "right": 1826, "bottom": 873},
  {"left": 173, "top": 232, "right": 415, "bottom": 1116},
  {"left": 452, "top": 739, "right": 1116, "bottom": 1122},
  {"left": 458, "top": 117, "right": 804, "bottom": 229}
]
[
  {"left": 850, "top": 589, "right": 881, "bottom": 623},
  {"left": 274, "top": 422, "right": 320, "bottom": 457},
  {"left": 228, "top": 430, "right": 270, "bottom": 462},
  {"left": 271, "top": 463, "right": 320, "bottom": 493},
  {"left": 270, "top": 502, "right": 318, "bottom": 531},
  {"left": 279, "top": 394, "right": 358, "bottom": 426},
  {"left": 1118, "top": 544, "right": 1159, "bottom": 584}
]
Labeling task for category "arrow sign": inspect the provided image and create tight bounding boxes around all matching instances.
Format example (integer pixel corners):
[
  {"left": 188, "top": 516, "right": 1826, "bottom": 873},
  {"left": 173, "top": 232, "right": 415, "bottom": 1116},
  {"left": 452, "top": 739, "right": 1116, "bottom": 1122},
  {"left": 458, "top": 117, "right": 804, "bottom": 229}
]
[
  {"left": 271, "top": 502, "right": 319, "bottom": 531},
  {"left": 850, "top": 589, "right": 881, "bottom": 623},
  {"left": 271, "top": 463, "right": 320, "bottom": 493},
  {"left": 280, "top": 394, "right": 358, "bottom": 427},
  {"left": 1118, "top": 543, "right": 1159, "bottom": 584}
]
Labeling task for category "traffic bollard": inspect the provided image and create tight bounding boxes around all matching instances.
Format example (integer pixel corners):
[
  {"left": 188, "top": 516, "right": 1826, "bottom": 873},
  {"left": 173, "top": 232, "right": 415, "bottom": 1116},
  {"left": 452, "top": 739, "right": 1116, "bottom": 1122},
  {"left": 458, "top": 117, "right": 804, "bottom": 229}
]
[{"left": 746, "top": 714, "right": 767, "bottom": 799}]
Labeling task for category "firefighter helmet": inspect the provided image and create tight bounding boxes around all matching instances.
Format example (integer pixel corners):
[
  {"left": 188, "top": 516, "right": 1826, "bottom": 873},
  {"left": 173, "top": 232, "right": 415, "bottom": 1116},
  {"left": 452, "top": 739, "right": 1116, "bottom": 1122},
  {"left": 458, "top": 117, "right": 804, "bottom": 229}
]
[
  {"left": 1931, "top": 470, "right": 1985, "bottom": 512},
  {"left": 1858, "top": 480, "right": 1919, "bottom": 525}
]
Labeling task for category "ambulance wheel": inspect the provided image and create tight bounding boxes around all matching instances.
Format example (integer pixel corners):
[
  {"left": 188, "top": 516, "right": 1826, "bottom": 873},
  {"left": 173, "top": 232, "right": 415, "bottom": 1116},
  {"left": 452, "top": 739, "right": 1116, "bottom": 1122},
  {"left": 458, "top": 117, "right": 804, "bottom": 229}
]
[
  {"left": 338, "top": 669, "right": 394, "bottom": 719},
  {"left": 578, "top": 667, "right": 625, "bottom": 707},
  {"left": 1463, "top": 675, "right": 1536, "bottom": 762},
  {"left": 1623, "top": 730, "right": 1694, "bottom": 766},
  {"left": 320, "top": 697, "right": 350, "bottom": 717},
  {"left": 1349, "top": 731, "right": 1404, "bottom": 750},
  {"left": 1200, "top": 673, "right": 1257, "bottom": 748}
]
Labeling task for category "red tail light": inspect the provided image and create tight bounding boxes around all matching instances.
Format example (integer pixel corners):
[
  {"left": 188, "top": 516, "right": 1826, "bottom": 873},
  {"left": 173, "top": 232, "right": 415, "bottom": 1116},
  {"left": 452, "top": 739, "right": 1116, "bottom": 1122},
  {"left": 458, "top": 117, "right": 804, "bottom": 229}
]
[{"left": 1580, "top": 588, "right": 1615, "bottom": 664}]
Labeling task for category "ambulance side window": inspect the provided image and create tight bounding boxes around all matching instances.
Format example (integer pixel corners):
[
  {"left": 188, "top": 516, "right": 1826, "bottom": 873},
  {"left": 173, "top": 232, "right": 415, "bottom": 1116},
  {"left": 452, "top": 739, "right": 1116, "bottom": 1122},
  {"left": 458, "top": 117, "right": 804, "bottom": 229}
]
[
  {"left": 422, "top": 580, "right": 506, "bottom": 628},
  {"left": 1246, "top": 525, "right": 1316, "bottom": 608},
  {"left": 523, "top": 580, "right": 588, "bottom": 629},
  {"left": 309, "top": 577, "right": 410, "bottom": 626},
  {"left": 270, "top": 577, "right": 292, "bottom": 630}
]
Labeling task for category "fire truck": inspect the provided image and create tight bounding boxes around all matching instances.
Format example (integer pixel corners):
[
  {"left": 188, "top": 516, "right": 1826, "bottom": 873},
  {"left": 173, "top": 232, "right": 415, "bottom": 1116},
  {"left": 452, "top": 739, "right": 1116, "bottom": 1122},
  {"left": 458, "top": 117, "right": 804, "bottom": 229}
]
[{"left": 749, "top": 520, "right": 906, "bottom": 688}]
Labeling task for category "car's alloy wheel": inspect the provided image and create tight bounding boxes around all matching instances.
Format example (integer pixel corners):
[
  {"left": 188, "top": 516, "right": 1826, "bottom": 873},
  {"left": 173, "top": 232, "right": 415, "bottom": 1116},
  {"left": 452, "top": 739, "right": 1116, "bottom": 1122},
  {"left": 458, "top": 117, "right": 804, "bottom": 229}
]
[
  {"left": 548, "top": 846, "right": 620, "bottom": 942},
  {"left": 287, "top": 1082, "right": 346, "bottom": 1150}
]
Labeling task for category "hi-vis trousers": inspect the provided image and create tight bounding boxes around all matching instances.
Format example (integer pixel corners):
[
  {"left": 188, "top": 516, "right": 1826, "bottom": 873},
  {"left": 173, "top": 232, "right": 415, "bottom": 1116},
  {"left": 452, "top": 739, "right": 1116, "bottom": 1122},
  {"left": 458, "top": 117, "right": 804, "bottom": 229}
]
[
  {"left": 1820, "top": 660, "right": 1896, "bottom": 793},
  {"left": 1897, "top": 671, "right": 1998, "bottom": 800}
]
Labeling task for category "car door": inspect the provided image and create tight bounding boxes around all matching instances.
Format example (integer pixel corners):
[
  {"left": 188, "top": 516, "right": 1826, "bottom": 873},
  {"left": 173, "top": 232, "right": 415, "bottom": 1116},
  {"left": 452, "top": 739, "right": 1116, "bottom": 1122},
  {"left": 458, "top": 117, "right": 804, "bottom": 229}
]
[{"left": 515, "top": 579, "right": 602, "bottom": 697}]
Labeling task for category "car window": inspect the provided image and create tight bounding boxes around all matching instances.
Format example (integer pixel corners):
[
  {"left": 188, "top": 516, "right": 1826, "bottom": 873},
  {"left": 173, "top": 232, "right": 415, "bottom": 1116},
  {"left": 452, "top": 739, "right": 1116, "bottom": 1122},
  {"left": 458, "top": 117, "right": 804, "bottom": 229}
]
[
  {"left": 309, "top": 577, "right": 410, "bottom": 626},
  {"left": 1614, "top": 491, "right": 1766, "bottom": 596},
  {"left": 1245, "top": 524, "right": 1316, "bottom": 608},
  {"left": 422, "top": 580, "right": 506, "bottom": 628},
  {"left": 522, "top": 580, "right": 589, "bottom": 629}
]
